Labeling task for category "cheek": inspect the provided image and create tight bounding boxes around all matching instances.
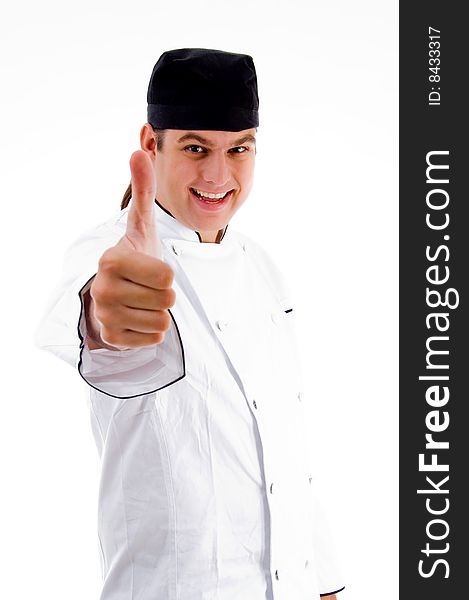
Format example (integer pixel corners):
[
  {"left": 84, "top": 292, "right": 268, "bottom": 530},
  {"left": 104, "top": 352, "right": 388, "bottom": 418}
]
[
  {"left": 238, "top": 162, "right": 255, "bottom": 194},
  {"left": 171, "top": 163, "right": 195, "bottom": 190},
  {"left": 155, "top": 160, "right": 187, "bottom": 195}
]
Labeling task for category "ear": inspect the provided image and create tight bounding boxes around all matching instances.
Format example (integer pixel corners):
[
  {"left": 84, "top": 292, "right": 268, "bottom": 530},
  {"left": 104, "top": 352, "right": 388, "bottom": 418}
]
[{"left": 140, "top": 123, "right": 157, "bottom": 157}]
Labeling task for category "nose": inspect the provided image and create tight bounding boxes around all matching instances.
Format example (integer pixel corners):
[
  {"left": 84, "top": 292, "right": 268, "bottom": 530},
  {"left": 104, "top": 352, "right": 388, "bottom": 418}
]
[{"left": 201, "top": 151, "right": 230, "bottom": 188}]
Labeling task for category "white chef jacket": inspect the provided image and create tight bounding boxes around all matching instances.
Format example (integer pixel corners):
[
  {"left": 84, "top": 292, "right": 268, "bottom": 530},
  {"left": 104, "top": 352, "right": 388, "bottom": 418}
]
[{"left": 35, "top": 201, "right": 344, "bottom": 600}]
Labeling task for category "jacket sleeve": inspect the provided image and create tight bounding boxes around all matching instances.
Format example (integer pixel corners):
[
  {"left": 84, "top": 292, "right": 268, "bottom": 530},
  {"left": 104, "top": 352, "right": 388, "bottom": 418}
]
[{"left": 34, "top": 216, "right": 185, "bottom": 399}]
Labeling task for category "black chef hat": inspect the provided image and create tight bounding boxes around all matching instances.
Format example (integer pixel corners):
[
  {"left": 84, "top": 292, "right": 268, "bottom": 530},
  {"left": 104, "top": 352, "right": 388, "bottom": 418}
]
[{"left": 147, "top": 48, "right": 259, "bottom": 132}]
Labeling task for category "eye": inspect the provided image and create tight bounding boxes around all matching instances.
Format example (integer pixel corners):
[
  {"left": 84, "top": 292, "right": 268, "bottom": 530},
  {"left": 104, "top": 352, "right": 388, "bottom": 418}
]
[
  {"left": 228, "top": 146, "right": 249, "bottom": 154},
  {"left": 184, "top": 145, "right": 206, "bottom": 154}
]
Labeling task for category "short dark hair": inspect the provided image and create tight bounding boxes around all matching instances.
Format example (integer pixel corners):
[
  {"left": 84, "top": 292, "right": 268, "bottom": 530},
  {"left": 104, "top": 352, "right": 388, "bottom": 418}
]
[{"left": 151, "top": 125, "right": 166, "bottom": 151}]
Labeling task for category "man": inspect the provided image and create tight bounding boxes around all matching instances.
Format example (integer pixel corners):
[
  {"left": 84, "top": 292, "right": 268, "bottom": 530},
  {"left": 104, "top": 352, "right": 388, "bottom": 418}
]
[{"left": 36, "top": 48, "right": 344, "bottom": 599}]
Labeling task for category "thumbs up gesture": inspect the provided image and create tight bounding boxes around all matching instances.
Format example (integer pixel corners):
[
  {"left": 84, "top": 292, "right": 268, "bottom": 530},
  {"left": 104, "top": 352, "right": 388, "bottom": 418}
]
[{"left": 86, "top": 151, "right": 175, "bottom": 350}]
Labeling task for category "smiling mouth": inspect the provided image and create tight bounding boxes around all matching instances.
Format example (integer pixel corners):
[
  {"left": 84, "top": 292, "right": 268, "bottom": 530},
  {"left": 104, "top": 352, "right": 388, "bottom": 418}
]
[{"left": 190, "top": 187, "right": 233, "bottom": 203}]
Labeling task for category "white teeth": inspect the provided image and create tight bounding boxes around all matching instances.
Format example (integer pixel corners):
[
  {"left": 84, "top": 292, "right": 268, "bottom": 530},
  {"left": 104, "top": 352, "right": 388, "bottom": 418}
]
[{"left": 193, "top": 188, "right": 229, "bottom": 199}]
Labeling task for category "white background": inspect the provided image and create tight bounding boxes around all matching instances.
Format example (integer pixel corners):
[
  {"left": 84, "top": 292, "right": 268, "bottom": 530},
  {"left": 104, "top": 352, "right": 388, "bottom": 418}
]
[{"left": 0, "top": 1, "right": 398, "bottom": 598}]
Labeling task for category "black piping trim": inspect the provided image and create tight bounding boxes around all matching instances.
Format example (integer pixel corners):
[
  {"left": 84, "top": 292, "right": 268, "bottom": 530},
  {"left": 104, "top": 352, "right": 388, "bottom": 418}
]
[
  {"left": 154, "top": 198, "right": 175, "bottom": 219},
  {"left": 219, "top": 224, "right": 228, "bottom": 242},
  {"left": 320, "top": 586, "right": 345, "bottom": 596},
  {"left": 76, "top": 274, "right": 186, "bottom": 399},
  {"left": 284, "top": 308, "right": 293, "bottom": 313},
  {"left": 195, "top": 227, "right": 228, "bottom": 244}
]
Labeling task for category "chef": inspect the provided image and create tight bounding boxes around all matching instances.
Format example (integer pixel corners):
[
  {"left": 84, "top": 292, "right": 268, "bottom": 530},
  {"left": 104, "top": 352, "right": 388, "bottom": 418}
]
[{"left": 36, "top": 48, "right": 345, "bottom": 600}]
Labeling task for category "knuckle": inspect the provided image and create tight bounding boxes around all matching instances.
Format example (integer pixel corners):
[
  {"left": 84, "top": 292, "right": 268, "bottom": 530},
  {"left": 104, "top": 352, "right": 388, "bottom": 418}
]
[
  {"left": 92, "top": 282, "right": 111, "bottom": 305},
  {"left": 97, "top": 305, "right": 123, "bottom": 329},
  {"left": 159, "top": 262, "right": 174, "bottom": 287},
  {"left": 166, "top": 288, "right": 176, "bottom": 307},
  {"left": 99, "top": 248, "right": 121, "bottom": 274},
  {"left": 158, "top": 310, "right": 171, "bottom": 332},
  {"left": 152, "top": 332, "right": 165, "bottom": 345},
  {"left": 160, "top": 288, "right": 176, "bottom": 308},
  {"left": 89, "top": 278, "right": 101, "bottom": 299},
  {"left": 100, "top": 327, "right": 120, "bottom": 347}
]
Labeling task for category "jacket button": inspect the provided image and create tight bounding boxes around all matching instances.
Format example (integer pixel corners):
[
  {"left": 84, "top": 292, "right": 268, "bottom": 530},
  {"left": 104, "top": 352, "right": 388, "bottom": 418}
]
[
  {"left": 275, "top": 569, "right": 279, "bottom": 580},
  {"left": 308, "top": 476, "right": 312, "bottom": 485},
  {"left": 253, "top": 399, "right": 257, "bottom": 409},
  {"left": 172, "top": 243, "right": 182, "bottom": 256},
  {"left": 216, "top": 319, "right": 229, "bottom": 331},
  {"left": 270, "top": 483, "right": 274, "bottom": 494}
]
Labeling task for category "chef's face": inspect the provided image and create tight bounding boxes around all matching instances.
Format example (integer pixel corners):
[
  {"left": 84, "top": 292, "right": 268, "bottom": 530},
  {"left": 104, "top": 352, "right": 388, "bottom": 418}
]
[{"left": 141, "top": 126, "right": 256, "bottom": 242}]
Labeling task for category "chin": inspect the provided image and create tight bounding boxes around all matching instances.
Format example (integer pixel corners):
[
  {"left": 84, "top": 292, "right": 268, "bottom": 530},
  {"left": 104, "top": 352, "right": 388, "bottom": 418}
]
[
  {"left": 188, "top": 206, "right": 236, "bottom": 230},
  {"left": 194, "top": 217, "right": 229, "bottom": 233}
]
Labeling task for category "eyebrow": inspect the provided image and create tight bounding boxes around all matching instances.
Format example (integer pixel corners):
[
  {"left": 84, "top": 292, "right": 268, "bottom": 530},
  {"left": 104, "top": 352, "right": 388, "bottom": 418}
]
[{"left": 176, "top": 132, "right": 256, "bottom": 147}]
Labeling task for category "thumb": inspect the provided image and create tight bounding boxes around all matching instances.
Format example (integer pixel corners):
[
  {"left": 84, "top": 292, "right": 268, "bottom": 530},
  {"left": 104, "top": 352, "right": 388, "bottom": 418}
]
[{"left": 125, "top": 150, "right": 161, "bottom": 258}]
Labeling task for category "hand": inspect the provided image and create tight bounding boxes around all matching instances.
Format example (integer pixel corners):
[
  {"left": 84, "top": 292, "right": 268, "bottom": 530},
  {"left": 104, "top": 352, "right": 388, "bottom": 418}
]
[{"left": 87, "top": 151, "right": 175, "bottom": 349}]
